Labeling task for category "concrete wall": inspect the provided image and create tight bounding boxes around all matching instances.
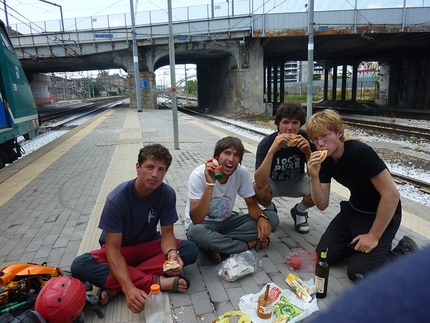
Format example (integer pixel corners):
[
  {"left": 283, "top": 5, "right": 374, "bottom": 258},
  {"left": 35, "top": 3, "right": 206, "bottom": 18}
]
[{"left": 205, "top": 38, "right": 264, "bottom": 115}]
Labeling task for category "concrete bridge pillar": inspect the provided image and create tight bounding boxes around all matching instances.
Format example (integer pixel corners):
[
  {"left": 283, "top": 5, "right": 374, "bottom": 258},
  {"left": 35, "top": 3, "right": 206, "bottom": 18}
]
[
  {"left": 128, "top": 71, "right": 157, "bottom": 110},
  {"left": 387, "top": 59, "right": 402, "bottom": 107},
  {"left": 405, "top": 58, "right": 420, "bottom": 108}
]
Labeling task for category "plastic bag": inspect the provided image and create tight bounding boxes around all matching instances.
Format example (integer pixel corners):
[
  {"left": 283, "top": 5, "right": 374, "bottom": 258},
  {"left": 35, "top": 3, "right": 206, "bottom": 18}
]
[
  {"left": 285, "top": 250, "right": 318, "bottom": 273},
  {"left": 239, "top": 282, "right": 319, "bottom": 323},
  {"left": 217, "top": 249, "right": 262, "bottom": 282}
]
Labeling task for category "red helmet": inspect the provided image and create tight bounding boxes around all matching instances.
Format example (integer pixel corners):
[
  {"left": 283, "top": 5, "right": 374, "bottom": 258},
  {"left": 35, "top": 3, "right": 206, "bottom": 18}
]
[{"left": 35, "top": 276, "right": 86, "bottom": 323}]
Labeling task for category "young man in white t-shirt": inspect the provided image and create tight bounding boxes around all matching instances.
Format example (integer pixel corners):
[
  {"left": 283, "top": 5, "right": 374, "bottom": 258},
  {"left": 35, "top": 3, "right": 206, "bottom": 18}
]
[{"left": 185, "top": 136, "right": 279, "bottom": 263}]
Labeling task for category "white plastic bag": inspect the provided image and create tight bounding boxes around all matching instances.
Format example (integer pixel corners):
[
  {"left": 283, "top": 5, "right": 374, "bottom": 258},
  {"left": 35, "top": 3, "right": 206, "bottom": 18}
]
[
  {"left": 239, "top": 282, "right": 319, "bottom": 323},
  {"left": 217, "top": 249, "right": 262, "bottom": 282}
]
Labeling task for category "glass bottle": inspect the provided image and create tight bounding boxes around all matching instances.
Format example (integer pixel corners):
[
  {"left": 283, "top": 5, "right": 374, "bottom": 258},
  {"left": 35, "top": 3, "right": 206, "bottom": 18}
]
[
  {"left": 257, "top": 284, "right": 272, "bottom": 319},
  {"left": 315, "top": 247, "right": 330, "bottom": 298},
  {"left": 145, "top": 284, "right": 165, "bottom": 323}
]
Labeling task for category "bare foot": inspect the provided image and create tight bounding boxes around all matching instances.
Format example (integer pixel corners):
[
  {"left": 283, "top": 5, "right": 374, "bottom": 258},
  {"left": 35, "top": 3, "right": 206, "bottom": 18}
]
[
  {"left": 159, "top": 276, "right": 188, "bottom": 292},
  {"left": 98, "top": 288, "right": 121, "bottom": 305}
]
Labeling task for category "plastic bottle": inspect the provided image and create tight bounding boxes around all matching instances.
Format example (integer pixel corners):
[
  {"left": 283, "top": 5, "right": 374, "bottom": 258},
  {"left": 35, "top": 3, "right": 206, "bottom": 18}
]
[
  {"left": 315, "top": 247, "right": 330, "bottom": 298},
  {"left": 145, "top": 284, "right": 165, "bottom": 323}
]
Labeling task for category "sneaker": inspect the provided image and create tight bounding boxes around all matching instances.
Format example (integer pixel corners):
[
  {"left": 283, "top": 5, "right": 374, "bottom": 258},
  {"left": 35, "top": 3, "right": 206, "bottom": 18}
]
[
  {"left": 290, "top": 204, "right": 309, "bottom": 234},
  {"left": 397, "top": 236, "right": 419, "bottom": 254}
]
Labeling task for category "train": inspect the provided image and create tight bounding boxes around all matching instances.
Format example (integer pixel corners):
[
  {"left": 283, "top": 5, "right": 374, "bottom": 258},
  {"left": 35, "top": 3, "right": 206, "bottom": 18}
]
[{"left": 0, "top": 20, "right": 39, "bottom": 169}]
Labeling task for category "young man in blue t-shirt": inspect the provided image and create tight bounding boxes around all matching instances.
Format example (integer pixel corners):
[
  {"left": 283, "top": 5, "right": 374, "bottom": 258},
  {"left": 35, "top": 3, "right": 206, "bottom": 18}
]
[{"left": 71, "top": 144, "right": 198, "bottom": 314}]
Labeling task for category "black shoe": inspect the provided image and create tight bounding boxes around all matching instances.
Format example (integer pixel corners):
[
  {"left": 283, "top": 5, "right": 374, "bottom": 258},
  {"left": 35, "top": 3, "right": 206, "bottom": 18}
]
[
  {"left": 397, "top": 236, "right": 419, "bottom": 254},
  {"left": 290, "top": 204, "right": 309, "bottom": 234}
]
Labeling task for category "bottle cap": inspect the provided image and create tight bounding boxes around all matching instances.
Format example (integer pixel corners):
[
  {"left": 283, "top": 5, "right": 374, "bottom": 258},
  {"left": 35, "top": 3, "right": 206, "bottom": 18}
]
[{"left": 150, "top": 284, "right": 161, "bottom": 293}]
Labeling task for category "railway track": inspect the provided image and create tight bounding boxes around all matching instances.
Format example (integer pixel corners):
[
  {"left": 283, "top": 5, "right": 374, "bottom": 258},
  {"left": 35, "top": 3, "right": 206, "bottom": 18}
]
[
  {"left": 38, "top": 97, "right": 127, "bottom": 131},
  {"left": 342, "top": 117, "right": 430, "bottom": 140},
  {"left": 177, "top": 106, "right": 430, "bottom": 195}
]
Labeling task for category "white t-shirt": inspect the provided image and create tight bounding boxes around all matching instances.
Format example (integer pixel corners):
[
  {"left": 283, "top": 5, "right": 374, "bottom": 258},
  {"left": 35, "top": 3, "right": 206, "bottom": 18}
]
[{"left": 184, "top": 164, "right": 255, "bottom": 229}]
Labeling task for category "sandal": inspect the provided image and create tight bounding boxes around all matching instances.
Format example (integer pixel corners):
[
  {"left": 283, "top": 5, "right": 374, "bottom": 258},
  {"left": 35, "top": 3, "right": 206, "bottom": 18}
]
[
  {"left": 291, "top": 205, "right": 309, "bottom": 234},
  {"left": 254, "top": 237, "right": 271, "bottom": 252},
  {"left": 207, "top": 250, "right": 222, "bottom": 264},
  {"left": 164, "top": 274, "right": 191, "bottom": 293},
  {"left": 97, "top": 287, "right": 114, "bottom": 306}
]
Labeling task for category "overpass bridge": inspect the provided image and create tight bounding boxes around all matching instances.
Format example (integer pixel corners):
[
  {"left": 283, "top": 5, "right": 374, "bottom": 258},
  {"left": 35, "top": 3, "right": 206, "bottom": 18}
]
[{"left": 9, "top": 1, "right": 430, "bottom": 113}]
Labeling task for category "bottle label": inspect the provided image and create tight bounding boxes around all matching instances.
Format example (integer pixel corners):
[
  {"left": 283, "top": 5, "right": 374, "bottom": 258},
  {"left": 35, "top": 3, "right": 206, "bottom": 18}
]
[{"left": 315, "top": 275, "right": 325, "bottom": 293}]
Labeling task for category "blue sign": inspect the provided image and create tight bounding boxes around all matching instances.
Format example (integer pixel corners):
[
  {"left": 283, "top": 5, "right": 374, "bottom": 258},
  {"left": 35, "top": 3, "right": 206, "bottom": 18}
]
[
  {"left": 95, "top": 33, "right": 114, "bottom": 39},
  {"left": 178, "top": 35, "right": 188, "bottom": 41},
  {"left": 318, "top": 26, "right": 328, "bottom": 31},
  {"left": 140, "top": 80, "right": 148, "bottom": 88}
]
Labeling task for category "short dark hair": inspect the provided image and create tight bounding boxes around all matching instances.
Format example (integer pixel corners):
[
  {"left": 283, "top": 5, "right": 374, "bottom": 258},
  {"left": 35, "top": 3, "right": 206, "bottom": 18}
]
[
  {"left": 213, "top": 137, "right": 244, "bottom": 163},
  {"left": 275, "top": 101, "right": 306, "bottom": 129},
  {"left": 138, "top": 144, "right": 172, "bottom": 170}
]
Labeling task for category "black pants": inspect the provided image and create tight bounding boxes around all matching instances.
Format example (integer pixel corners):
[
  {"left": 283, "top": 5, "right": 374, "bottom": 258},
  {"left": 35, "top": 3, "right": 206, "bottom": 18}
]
[{"left": 316, "top": 200, "right": 401, "bottom": 282}]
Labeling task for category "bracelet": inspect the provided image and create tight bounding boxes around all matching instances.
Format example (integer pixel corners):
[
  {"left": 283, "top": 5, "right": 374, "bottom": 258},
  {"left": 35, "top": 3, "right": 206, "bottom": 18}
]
[
  {"left": 259, "top": 213, "right": 269, "bottom": 220},
  {"left": 206, "top": 182, "right": 215, "bottom": 187},
  {"left": 165, "top": 248, "right": 179, "bottom": 259}
]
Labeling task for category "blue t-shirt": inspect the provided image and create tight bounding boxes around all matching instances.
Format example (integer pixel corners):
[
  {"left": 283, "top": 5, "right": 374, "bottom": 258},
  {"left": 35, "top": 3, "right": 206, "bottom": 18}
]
[{"left": 98, "top": 179, "right": 178, "bottom": 246}]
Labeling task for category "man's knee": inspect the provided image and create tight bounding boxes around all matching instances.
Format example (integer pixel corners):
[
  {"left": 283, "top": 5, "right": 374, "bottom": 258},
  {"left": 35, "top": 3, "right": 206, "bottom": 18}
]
[
  {"left": 266, "top": 210, "right": 279, "bottom": 231},
  {"left": 179, "top": 240, "right": 199, "bottom": 265},
  {"left": 187, "top": 224, "right": 206, "bottom": 242},
  {"left": 71, "top": 253, "right": 109, "bottom": 287}
]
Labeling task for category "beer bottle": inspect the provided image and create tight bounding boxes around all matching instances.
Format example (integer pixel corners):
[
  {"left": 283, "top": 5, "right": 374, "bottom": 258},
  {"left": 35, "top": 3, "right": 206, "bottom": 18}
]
[{"left": 315, "top": 247, "right": 329, "bottom": 298}]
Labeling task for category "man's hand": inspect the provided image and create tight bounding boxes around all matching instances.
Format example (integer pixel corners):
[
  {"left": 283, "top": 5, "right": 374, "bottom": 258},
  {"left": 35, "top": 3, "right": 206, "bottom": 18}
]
[
  {"left": 124, "top": 286, "right": 147, "bottom": 314},
  {"left": 307, "top": 151, "right": 323, "bottom": 179},
  {"left": 351, "top": 233, "right": 379, "bottom": 254},
  {"left": 164, "top": 250, "right": 184, "bottom": 276},
  {"left": 204, "top": 158, "right": 219, "bottom": 183},
  {"left": 257, "top": 217, "right": 272, "bottom": 241}
]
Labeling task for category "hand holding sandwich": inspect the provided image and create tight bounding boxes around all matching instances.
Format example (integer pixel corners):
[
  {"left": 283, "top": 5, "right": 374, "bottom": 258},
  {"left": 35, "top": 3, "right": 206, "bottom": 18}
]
[{"left": 163, "top": 248, "right": 184, "bottom": 276}]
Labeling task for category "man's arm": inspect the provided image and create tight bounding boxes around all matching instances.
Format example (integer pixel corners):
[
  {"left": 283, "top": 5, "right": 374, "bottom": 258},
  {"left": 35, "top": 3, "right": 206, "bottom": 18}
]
[
  {"left": 254, "top": 136, "right": 281, "bottom": 188},
  {"left": 189, "top": 159, "right": 218, "bottom": 224},
  {"left": 105, "top": 232, "right": 146, "bottom": 314},
  {"left": 351, "top": 169, "right": 400, "bottom": 253},
  {"left": 307, "top": 151, "right": 331, "bottom": 210},
  {"left": 244, "top": 196, "right": 272, "bottom": 241},
  {"left": 160, "top": 224, "right": 183, "bottom": 276}
]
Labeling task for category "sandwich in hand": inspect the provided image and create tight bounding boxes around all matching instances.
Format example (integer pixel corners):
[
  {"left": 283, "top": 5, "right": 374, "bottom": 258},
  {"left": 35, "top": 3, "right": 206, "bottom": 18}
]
[
  {"left": 163, "top": 260, "right": 180, "bottom": 272},
  {"left": 319, "top": 150, "right": 328, "bottom": 162},
  {"left": 285, "top": 134, "right": 299, "bottom": 147}
]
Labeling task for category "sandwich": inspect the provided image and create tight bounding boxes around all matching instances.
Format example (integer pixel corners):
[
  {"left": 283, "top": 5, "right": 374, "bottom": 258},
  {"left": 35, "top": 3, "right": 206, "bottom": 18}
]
[
  {"left": 163, "top": 260, "right": 180, "bottom": 272},
  {"left": 320, "top": 150, "right": 328, "bottom": 162},
  {"left": 286, "top": 134, "right": 299, "bottom": 147}
]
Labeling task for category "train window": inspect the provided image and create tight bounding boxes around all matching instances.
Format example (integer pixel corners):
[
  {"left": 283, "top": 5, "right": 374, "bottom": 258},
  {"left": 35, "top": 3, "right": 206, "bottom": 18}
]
[{"left": 0, "top": 29, "right": 14, "bottom": 53}]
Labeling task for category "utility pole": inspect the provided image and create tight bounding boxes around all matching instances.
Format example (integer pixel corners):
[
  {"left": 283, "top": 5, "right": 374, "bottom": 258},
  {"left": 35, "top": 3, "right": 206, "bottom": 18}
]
[
  {"left": 129, "top": 0, "right": 143, "bottom": 112},
  {"left": 185, "top": 65, "right": 189, "bottom": 104},
  {"left": 168, "top": 0, "right": 179, "bottom": 149},
  {"left": 306, "top": 0, "right": 314, "bottom": 118}
]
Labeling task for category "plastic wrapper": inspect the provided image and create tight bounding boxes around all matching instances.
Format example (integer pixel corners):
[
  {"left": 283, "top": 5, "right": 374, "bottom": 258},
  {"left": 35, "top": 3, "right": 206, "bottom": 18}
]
[
  {"left": 285, "top": 249, "right": 318, "bottom": 273},
  {"left": 239, "top": 282, "right": 319, "bottom": 323},
  {"left": 218, "top": 249, "right": 262, "bottom": 282}
]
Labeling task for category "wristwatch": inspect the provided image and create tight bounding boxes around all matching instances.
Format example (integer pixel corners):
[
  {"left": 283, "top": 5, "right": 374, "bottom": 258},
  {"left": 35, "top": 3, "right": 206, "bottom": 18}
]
[
  {"left": 165, "top": 248, "right": 179, "bottom": 259},
  {"left": 259, "top": 213, "right": 269, "bottom": 220}
]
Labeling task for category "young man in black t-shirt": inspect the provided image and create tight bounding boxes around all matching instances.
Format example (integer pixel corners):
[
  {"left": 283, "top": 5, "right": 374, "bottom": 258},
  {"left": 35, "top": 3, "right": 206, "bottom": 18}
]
[{"left": 306, "top": 109, "right": 418, "bottom": 282}]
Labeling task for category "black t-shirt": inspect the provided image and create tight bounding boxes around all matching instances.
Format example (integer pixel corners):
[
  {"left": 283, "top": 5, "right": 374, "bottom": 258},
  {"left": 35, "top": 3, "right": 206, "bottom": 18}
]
[
  {"left": 256, "top": 129, "right": 312, "bottom": 181},
  {"left": 320, "top": 140, "right": 391, "bottom": 213}
]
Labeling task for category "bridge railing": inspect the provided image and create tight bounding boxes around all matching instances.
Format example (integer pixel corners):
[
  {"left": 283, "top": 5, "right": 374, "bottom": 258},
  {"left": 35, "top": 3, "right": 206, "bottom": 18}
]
[{"left": 9, "top": 0, "right": 430, "bottom": 36}]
